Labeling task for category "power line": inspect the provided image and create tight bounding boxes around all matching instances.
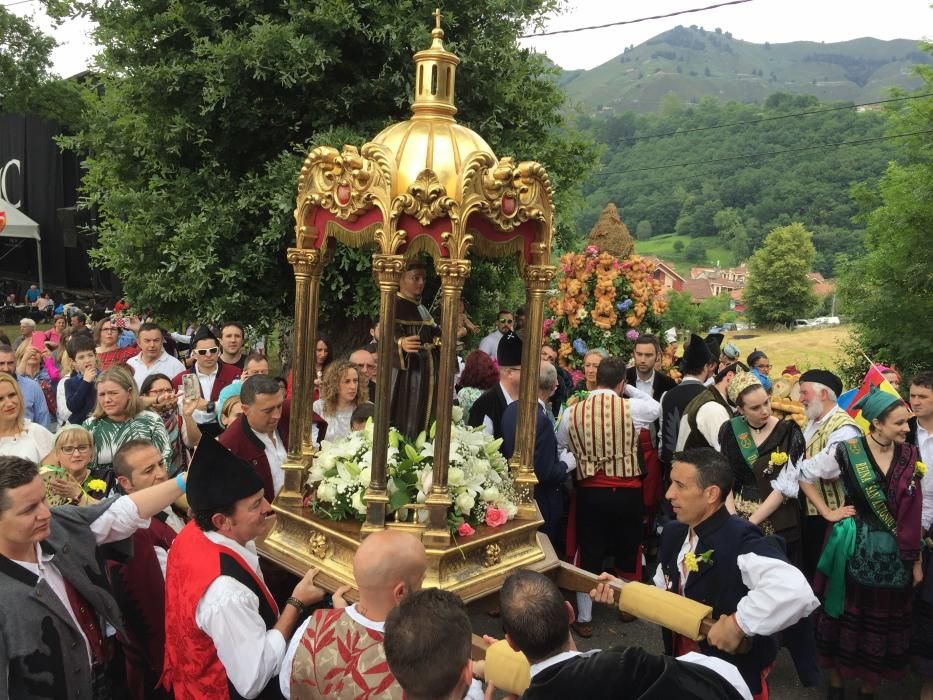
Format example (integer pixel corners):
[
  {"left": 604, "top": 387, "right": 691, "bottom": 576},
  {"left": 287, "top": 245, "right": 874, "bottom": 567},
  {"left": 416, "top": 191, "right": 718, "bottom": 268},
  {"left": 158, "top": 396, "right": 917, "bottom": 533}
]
[
  {"left": 1, "top": 0, "right": 38, "bottom": 7},
  {"left": 519, "top": 0, "right": 753, "bottom": 38},
  {"left": 615, "top": 93, "right": 933, "bottom": 144},
  {"left": 595, "top": 129, "right": 933, "bottom": 176}
]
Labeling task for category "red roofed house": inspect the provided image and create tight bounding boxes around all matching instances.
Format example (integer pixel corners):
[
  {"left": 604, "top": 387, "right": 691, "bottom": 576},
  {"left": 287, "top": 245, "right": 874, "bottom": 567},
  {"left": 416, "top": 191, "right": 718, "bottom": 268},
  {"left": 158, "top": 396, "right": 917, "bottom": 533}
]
[{"left": 643, "top": 256, "right": 685, "bottom": 292}]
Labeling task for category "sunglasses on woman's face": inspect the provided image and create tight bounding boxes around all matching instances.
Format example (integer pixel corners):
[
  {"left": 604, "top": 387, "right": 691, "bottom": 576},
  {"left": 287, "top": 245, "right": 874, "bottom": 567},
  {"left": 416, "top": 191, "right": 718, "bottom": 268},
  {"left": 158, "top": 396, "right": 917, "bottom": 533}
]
[{"left": 193, "top": 347, "right": 220, "bottom": 356}]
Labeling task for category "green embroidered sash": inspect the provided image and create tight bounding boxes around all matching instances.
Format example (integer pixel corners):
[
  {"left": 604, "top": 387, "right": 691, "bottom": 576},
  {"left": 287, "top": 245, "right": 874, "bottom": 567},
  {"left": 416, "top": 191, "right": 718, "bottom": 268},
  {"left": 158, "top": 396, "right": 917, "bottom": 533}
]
[
  {"left": 730, "top": 417, "right": 759, "bottom": 468},
  {"left": 845, "top": 438, "right": 897, "bottom": 536}
]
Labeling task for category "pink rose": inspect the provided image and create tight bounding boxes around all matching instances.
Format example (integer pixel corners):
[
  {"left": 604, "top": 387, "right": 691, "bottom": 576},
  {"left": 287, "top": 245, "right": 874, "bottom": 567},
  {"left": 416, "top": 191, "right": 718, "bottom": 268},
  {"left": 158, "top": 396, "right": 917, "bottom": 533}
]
[
  {"left": 457, "top": 522, "right": 476, "bottom": 537},
  {"left": 485, "top": 506, "right": 508, "bottom": 528}
]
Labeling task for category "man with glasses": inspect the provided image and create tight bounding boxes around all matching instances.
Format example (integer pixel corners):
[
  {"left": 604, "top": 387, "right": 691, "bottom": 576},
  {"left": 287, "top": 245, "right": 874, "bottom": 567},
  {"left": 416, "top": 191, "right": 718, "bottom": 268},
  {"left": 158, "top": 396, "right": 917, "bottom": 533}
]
[
  {"left": 350, "top": 347, "right": 378, "bottom": 401},
  {"left": 128, "top": 322, "right": 185, "bottom": 387},
  {"left": 171, "top": 327, "right": 241, "bottom": 439},
  {"left": 478, "top": 310, "right": 513, "bottom": 358},
  {"left": 468, "top": 331, "right": 522, "bottom": 441}
]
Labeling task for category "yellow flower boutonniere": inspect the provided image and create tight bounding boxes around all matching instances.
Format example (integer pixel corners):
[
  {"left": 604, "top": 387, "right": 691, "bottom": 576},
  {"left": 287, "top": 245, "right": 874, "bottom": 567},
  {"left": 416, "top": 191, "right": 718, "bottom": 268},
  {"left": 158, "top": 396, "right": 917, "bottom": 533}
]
[
  {"left": 917, "top": 461, "right": 927, "bottom": 479},
  {"left": 684, "top": 549, "right": 714, "bottom": 573},
  {"left": 86, "top": 479, "right": 107, "bottom": 494},
  {"left": 764, "top": 450, "right": 789, "bottom": 476}
]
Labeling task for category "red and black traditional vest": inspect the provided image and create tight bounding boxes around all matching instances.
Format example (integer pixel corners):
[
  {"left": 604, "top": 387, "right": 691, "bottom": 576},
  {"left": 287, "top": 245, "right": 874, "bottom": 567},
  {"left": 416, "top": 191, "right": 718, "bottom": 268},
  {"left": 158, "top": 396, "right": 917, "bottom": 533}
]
[{"left": 161, "top": 522, "right": 281, "bottom": 700}]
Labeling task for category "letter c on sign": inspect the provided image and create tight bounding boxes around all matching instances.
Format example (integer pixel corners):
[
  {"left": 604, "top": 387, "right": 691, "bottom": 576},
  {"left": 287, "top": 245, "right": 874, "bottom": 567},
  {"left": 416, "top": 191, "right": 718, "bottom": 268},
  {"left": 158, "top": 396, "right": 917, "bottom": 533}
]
[{"left": 1, "top": 159, "right": 22, "bottom": 208}]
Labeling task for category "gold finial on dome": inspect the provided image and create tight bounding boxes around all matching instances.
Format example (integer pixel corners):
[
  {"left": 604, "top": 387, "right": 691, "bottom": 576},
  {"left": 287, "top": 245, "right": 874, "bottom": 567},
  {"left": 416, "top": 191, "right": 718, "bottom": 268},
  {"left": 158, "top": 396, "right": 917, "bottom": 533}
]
[{"left": 412, "top": 7, "right": 460, "bottom": 119}]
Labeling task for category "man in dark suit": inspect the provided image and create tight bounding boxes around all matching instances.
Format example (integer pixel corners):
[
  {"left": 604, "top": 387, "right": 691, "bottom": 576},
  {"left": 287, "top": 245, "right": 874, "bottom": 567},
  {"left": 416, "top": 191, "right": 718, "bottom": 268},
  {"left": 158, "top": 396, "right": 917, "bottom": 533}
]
[
  {"left": 626, "top": 333, "right": 677, "bottom": 402},
  {"left": 498, "top": 570, "right": 751, "bottom": 700},
  {"left": 468, "top": 331, "right": 522, "bottom": 441},
  {"left": 501, "top": 360, "right": 573, "bottom": 547}
]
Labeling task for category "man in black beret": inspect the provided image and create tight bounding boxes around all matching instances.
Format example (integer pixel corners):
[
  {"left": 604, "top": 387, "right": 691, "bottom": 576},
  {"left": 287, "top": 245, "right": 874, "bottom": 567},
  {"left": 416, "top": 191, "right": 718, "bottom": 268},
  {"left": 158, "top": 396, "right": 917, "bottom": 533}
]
[
  {"left": 795, "top": 369, "right": 862, "bottom": 579},
  {"left": 161, "top": 438, "right": 324, "bottom": 699},
  {"left": 468, "top": 331, "right": 522, "bottom": 442}
]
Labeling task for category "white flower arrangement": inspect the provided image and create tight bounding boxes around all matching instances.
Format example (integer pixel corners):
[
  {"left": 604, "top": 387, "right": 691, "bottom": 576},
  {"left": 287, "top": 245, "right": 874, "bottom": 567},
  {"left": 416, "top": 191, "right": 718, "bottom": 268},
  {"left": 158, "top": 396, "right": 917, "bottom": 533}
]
[{"left": 306, "top": 417, "right": 517, "bottom": 534}]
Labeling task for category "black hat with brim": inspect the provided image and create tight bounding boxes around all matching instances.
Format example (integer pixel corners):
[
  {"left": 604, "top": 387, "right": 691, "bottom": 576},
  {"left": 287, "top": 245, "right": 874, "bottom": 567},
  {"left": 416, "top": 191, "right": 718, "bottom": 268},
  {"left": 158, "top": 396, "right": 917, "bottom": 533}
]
[{"left": 187, "top": 436, "right": 265, "bottom": 512}]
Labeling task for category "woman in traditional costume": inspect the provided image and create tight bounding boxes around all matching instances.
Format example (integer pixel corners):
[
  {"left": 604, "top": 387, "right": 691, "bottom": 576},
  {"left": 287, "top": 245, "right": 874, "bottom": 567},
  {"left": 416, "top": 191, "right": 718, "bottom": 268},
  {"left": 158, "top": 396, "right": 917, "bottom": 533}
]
[
  {"left": 720, "top": 371, "right": 806, "bottom": 565},
  {"left": 801, "top": 386, "right": 921, "bottom": 699}
]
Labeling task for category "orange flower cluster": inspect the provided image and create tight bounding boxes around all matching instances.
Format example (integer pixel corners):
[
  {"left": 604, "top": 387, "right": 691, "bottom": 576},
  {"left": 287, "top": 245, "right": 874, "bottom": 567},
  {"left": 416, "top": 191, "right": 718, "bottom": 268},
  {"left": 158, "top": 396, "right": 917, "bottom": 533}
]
[
  {"left": 621, "top": 255, "right": 667, "bottom": 328},
  {"left": 551, "top": 252, "right": 591, "bottom": 329},
  {"left": 591, "top": 252, "right": 620, "bottom": 330}
]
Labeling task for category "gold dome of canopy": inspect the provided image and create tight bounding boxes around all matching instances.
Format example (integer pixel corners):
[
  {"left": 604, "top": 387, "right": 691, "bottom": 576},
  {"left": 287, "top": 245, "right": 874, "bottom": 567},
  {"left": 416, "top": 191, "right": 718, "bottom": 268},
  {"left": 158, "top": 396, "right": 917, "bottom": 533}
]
[{"left": 371, "top": 9, "right": 497, "bottom": 199}]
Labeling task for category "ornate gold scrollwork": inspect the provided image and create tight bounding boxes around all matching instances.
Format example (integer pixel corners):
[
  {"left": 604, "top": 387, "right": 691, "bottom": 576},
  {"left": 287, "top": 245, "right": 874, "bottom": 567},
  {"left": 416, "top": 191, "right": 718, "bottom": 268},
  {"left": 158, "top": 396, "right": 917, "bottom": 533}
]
[
  {"left": 287, "top": 248, "right": 323, "bottom": 277},
  {"left": 523, "top": 264, "right": 557, "bottom": 290},
  {"left": 296, "top": 144, "right": 390, "bottom": 224},
  {"left": 371, "top": 254, "right": 406, "bottom": 285},
  {"left": 391, "top": 169, "right": 459, "bottom": 227},
  {"left": 483, "top": 543, "right": 502, "bottom": 568},
  {"left": 435, "top": 259, "right": 471, "bottom": 284},
  {"left": 309, "top": 532, "right": 329, "bottom": 560}
]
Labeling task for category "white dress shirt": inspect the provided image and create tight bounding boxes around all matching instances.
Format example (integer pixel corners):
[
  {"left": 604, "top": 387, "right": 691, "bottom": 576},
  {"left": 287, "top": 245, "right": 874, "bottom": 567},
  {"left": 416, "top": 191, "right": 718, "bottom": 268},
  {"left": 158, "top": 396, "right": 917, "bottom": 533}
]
[
  {"left": 195, "top": 531, "right": 286, "bottom": 699},
  {"left": 915, "top": 420, "right": 933, "bottom": 530},
  {"left": 255, "top": 429, "right": 287, "bottom": 495},
  {"left": 482, "top": 382, "right": 516, "bottom": 436},
  {"left": 674, "top": 395, "right": 730, "bottom": 451},
  {"left": 635, "top": 371, "right": 655, "bottom": 398},
  {"left": 12, "top": 496, "right": 149, "bottom": 666},
  {"left": 653, "top": 532, "right": 819, "bottom": 638},
  {"left": 128, "top": 351, "right": 185, "bottom": 389},
  {"left": 192, "top": 366, "right": 219, "bottom": 423},
  {"left": 478, "top": 330, "right": 503, "bottom": 358}
]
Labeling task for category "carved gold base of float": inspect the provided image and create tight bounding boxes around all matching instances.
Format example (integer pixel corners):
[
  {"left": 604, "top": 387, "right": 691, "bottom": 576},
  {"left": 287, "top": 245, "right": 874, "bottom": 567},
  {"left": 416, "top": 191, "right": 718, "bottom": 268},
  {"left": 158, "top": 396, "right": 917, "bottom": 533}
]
[{"left": 258, "top": 499, "right": 550, "bottom": 602}]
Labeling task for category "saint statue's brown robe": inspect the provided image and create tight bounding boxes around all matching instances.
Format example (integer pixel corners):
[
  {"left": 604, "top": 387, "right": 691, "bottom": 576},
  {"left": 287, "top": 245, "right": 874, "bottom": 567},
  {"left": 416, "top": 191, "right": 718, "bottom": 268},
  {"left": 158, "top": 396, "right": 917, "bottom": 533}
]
[{"left": 389, "top": 292, "right": 441, "bottom": 440}]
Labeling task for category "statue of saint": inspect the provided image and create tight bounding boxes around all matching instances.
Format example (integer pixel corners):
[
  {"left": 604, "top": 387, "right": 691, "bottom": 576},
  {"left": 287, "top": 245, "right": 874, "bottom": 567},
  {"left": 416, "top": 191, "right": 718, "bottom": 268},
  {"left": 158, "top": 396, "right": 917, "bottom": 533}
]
[{"left": 389, "top": 262, "right": 441, "bottom": 440}]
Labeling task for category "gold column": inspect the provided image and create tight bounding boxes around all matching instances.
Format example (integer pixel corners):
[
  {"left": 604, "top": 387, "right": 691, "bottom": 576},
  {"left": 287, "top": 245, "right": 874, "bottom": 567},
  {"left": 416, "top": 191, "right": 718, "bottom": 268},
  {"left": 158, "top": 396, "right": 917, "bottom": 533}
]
[
  {"left": 280, "top": 247, "right": 324, "bottom": 506},
  {"left": 423, "top": 259, "right": 471, "bottom": 547},
  {"left": 362, "top": 254, "right": 405, "bottom": 535},
  {"left": 512, "top": 264, "right": 557, "bottom": 519}
]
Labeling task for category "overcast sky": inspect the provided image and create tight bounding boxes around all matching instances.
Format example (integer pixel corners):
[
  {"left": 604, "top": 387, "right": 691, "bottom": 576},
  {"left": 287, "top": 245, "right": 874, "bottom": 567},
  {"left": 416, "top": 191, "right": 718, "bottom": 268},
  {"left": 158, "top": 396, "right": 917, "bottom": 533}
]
[{"left": 9, "top": 0, "right": 932, "bottom": 77}]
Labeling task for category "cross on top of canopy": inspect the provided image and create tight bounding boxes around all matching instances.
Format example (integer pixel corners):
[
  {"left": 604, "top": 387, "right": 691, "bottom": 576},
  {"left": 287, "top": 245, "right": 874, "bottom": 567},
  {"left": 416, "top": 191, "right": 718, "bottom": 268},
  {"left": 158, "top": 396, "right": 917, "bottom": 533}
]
[{"left": 293, "top": 9, "right": 554, "bottom": 269}]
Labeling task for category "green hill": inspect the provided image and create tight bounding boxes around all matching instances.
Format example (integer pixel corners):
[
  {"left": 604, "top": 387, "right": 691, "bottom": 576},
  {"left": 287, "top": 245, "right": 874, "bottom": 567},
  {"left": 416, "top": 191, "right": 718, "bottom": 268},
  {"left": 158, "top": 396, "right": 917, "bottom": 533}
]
[{"left": 559, "top": 26, "right": 930, "bottom": 114}]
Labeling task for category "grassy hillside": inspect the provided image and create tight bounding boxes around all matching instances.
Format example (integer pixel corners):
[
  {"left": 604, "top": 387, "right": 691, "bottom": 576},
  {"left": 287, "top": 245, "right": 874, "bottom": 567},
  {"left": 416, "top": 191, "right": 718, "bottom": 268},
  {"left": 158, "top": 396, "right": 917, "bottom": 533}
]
[
  {"left": 560, "top": 26, "right": 929, "bottom": 114},
  {"left": 635, "top": 235, "right": 735, "bottom": 275}
]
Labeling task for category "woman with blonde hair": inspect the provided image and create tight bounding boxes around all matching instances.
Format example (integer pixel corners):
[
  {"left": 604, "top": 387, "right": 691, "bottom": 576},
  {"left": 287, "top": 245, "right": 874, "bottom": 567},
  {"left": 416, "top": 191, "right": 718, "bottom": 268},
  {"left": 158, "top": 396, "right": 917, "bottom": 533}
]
[
  {"left": 83, "top": 365, "right": 172, "bottom": 481},
  {"left": 43, "top": 426, "right": 108, "bottom": 505},
  {"left": 312, "top": 359, "right": 369, "bottom": 444},
  {"left": 0, "top": 373, "right": 54, "bottom": 462}
]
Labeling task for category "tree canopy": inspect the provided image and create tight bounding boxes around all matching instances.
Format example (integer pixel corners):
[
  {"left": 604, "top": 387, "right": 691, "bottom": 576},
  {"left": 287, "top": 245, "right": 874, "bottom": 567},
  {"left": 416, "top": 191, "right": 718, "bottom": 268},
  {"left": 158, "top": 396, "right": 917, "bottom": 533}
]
[
  {"left": 838, "top": 48, "right": 933, "bottom": 375},
  {"left": 51, "top": 0, "right": 596, "bottom": 332},
  {"left": 0, "top": 7, "right": 84, "bottom": 124},
  {"left": 743, "top": 222, "right": 817, "bottom": 326}
]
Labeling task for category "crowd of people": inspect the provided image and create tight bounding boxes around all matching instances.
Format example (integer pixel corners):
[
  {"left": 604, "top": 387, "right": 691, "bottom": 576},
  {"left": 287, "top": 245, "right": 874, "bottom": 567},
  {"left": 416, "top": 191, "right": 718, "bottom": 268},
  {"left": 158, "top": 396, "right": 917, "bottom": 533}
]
[{"left": 0, "top": 289, "right": 930, "bottom": 700}]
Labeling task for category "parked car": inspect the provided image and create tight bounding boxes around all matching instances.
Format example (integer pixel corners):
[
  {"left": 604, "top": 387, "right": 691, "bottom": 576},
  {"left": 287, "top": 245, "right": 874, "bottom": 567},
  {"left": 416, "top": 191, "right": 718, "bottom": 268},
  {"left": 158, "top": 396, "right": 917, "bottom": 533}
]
[
  {"left": 722, "top": 322, "right": 738, "bottom": 331},
  {"left": 793, "top": 319, "right": 814, "bottom": 328}
]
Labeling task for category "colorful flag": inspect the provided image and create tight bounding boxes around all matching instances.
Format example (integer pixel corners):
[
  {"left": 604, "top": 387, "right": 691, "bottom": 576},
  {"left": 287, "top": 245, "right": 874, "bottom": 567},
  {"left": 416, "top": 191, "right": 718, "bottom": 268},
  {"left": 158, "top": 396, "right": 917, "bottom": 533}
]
[{"left": 847, "top": 363, "right": 902, "bottom": 432}]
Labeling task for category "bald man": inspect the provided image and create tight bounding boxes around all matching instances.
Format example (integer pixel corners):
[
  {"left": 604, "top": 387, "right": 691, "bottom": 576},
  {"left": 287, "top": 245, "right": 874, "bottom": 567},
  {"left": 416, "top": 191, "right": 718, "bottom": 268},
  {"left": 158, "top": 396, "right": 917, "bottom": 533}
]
[{"left": 280, "top": 530, "right": 428, "bottom": 699}]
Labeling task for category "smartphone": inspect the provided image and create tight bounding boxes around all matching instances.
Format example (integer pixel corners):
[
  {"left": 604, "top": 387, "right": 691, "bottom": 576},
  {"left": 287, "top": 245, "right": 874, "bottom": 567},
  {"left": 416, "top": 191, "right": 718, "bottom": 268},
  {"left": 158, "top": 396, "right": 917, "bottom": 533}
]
[
  {"left": 31, "top": 332, "right": 46, "bottom": 351},
  {"left": 182, "top": 373, "right": 201, "bottom": 402}
]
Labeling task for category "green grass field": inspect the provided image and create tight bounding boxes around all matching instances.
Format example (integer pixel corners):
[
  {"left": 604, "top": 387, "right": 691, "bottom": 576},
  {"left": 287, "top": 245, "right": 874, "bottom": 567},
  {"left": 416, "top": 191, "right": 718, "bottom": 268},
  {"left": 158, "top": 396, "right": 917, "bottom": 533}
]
[
  {"left": 724, "top": 324, "right": 852, "bottom": 377},
  {"left": 634, "top": 234, "right": 736, "bottom": 275}
]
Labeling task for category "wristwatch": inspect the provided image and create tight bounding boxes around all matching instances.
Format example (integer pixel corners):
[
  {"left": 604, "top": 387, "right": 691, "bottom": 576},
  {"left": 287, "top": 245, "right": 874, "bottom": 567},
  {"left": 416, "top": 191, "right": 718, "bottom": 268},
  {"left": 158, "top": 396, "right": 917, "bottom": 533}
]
[{"left": 205, "top": 401, "right": 216, "bottom": 413}]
